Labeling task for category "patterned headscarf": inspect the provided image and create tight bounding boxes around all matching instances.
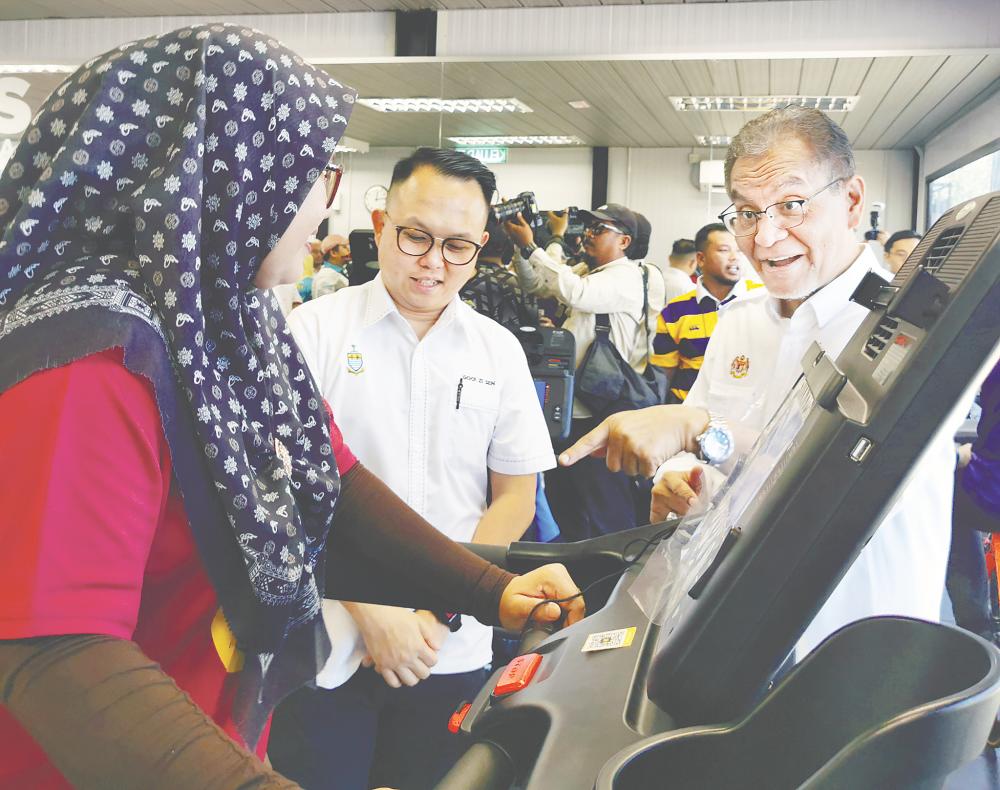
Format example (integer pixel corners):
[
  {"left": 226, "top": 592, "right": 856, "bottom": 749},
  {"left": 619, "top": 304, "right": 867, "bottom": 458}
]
[{"left": 0, "top": 24, "right": 355, "bottom": 743}]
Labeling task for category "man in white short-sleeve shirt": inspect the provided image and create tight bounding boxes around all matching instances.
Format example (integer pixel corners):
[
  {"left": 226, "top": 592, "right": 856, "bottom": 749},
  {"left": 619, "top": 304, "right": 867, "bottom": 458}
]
[
  {"left": 271, "top": 147, "right": 555, "bottom": 790},
  {"left": 560, "top": 106, "right": 958, "bottom": 663}
]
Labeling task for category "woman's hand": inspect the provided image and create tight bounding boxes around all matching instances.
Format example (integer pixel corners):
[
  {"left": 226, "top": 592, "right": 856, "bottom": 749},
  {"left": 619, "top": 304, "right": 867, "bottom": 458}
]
[{"left": 498, "top": 563, "right": 585, "bottom": 631}]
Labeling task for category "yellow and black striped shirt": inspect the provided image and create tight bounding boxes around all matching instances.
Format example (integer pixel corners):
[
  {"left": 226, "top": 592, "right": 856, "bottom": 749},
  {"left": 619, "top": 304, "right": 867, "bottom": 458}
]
[{"left": 651, "top": 278, "right": 763, "bottom": 401}]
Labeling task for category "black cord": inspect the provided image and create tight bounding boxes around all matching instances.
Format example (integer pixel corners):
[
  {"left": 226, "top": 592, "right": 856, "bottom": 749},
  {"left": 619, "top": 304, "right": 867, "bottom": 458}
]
[{"left": 521, "top": 523, "right": 679, "bottom": 634}]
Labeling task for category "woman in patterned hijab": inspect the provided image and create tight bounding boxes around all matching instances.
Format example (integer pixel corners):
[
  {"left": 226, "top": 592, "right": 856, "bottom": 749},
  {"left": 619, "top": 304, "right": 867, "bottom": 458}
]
[{"left": 0, "top": 23, "right": 583, "bottom": 787}]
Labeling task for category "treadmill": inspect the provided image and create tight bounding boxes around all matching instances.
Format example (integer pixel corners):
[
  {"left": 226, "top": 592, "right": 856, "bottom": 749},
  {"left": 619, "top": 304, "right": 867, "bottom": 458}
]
[{"left": 435, "top": 191, "right": 1000, "bottom": 789}]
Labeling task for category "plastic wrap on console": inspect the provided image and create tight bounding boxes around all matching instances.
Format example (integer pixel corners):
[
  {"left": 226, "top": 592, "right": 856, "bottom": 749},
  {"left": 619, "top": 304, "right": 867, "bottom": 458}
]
[{"left": 629, "top": 378, "right": 816, "bottom": 629}]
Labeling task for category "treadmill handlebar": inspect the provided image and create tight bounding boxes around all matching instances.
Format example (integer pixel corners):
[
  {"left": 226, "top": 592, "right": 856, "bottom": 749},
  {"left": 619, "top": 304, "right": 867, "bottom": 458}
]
[
  {"left": 460, "top": 520, "right": 677, "bottom": 575},
  {"left": 434, "top": 740, "right": 516, "bottom": 790}
]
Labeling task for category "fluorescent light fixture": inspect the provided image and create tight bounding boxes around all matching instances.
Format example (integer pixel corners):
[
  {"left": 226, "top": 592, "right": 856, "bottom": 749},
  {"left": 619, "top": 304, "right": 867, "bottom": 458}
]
[
  {"left": 448, "top": 135, "right": 584, "bottom": 146},
  {"left": 358, "top": 97, "right": 533, "bottom": 114},
  {"left": 671, "top": 96, "right": 859, "bottom": 112},
  {"left": 334, "top": 135, "right": 369, "bottom": 154},
  {"left": 0, "top": 64, "right": 76, "bottom": 74},
  {"left": 568, "top": 100, "right": 591, "bottom": 110},
  {"left": 695, "top": 135, "right": 731, "bottom": 146}
]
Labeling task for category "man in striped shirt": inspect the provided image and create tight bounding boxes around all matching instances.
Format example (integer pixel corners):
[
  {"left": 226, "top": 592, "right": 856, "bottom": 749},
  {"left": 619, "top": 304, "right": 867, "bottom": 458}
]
[{"left": 651, "top": 222, "right": 762, "bottom": 401}]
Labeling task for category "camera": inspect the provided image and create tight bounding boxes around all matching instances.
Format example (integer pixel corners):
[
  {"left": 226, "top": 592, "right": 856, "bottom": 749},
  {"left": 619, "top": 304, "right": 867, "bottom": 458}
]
[
  {"left": 864, "top": 201, "right": 885, "bottom": 242},
  {"left": 493, "top": 191, "right": 543, "bottom": 229},
  {"left": 493, "top": 191, "right": 580, "bottom": 235}
]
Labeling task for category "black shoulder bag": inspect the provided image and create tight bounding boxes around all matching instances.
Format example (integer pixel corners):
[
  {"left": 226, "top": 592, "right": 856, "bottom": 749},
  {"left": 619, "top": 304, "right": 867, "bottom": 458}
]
[{"left": 575, "top": 262, "right": 669, "bottom": 418}]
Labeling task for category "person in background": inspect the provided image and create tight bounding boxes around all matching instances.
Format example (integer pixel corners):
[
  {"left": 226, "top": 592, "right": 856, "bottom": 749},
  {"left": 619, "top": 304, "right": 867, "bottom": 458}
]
[
  {"left": 506, "top": 204, "right": 665, "bottom": 540},
  {"left": 0, "top": 26, "right": 583, "bottom": 789},
  {"left": 312, "top": 233, "right": 351, "bottom": 300},
  {"left": 651, "top": 223, "right": 763, "bottom": 402},
  {"left": 460, "top": 213, "right": 540, "bottom": 333},
  {"left": 883, "top": 229, "right": 922, "bottom": 274},
  {"left": 297, "top": 237, "right": 325, "bottom": 302},
  {"left": 659, "top": 238, "right": 699, "bottom": 302},
  {"left": 273, "top": 147, "right": 555, "bottom": 790},
  {"left": 950, "top": 362, "right": 1000, "bottom": 644}
]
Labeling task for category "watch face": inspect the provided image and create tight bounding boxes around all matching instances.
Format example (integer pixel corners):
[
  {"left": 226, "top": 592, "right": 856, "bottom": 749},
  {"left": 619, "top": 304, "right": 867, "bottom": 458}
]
[
  {"left": 702, "top": 426, "right": 733, "bottom": 463},
  {"left": 364, "top": 185, "right": 388, "bottom": 213}
]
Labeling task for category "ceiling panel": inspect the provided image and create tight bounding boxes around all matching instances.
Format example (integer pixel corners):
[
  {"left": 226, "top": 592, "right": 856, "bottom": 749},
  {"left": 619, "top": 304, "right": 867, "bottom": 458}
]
[
  {"left": 768, "top": 58, "right": 802, "bottom": 95},
  {"left": 852, "top": 55, "right": 946, "bottom": 148},
  {"left": 827, "top": 57, "right": 873, "bottom": 96},
  {"left": 896, "top": 55, "right": 1000, "bottom": 149},
  {"left": 837, "top": 55, "right": 909, "bottom": 141},
  {"left": 798, "top": 58, "right": 837, "bottom": 95},
  {"left": 4, "top": 54, "right": 997, "bottom": 150}
]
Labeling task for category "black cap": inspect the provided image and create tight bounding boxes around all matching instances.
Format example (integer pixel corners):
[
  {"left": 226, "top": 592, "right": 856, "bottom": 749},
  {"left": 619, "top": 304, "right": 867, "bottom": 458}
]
[{"left": 580, "top": 203, "right": 638, "bottom": 239}]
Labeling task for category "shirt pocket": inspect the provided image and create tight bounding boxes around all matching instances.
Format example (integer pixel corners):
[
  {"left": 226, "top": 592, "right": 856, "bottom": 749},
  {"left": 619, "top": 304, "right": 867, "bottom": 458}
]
[
  {"left": 449, "top": 377, "right": 500, "bottom": 459},
  {"left": 705, "top": 380, "right": 759, "bottom": 424}
]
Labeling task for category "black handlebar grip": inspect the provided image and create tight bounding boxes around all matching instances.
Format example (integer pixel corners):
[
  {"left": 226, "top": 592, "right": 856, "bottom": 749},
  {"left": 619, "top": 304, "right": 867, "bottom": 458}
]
[
  {"left": 434, "top": 740, "right": 515, "bottom": 790},
  {"left": 517, "top": 614, "right": 562, "bottom": 655}
]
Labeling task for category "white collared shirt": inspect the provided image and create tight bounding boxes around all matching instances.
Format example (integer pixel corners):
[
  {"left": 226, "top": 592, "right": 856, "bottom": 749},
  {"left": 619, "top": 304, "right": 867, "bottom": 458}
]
[
  {"left": 660, "top": 266, "right": 697, "bottom": 304},
  {"left": 515, "top": 250, "right": 666, "bottom": 418},
  {"left": 660, "top": 245, "right": 959, "bottom": 658},
  {"left": 289, "top": 275, "right": 556, "bottom": 686},
  {"left": 692, "top": 275, "right": 759, "bottom": 311}
]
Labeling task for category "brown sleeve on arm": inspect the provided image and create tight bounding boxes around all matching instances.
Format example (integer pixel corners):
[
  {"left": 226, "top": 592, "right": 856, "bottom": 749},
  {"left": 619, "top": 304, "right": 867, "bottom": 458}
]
[
  {"left": 324, "top": 463, "right": 516, "bottom": 627},
  {"left": 0, "top": 634, "right": 298, "bottom": 789}
]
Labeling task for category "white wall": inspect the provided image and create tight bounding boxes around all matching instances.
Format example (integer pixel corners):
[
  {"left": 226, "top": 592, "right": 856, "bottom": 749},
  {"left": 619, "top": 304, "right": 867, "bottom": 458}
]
[
  {"left": 917, "top": 89, "right": 1000, "bottom": 229},
  {"left": 607, "top": 147, "right": 915, "bottom": 266},
  {"left": 326, "top": 145, "right": 593, "bottom": 237},
  {"left": 924, "top": 91, "right": 1000, "bottom": 179},
  {"left": 854, "top": 149, "right": 917, "bottom": 236}
]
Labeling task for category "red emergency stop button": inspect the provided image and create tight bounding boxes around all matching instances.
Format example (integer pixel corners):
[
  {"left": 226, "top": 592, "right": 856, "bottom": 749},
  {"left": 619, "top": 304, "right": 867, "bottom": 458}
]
[
  {"left": 448, "top": 702, "right": 472, "bottom": 733},
  {"left": 493, "top": 652, "right": 543, "bottom": 697}
]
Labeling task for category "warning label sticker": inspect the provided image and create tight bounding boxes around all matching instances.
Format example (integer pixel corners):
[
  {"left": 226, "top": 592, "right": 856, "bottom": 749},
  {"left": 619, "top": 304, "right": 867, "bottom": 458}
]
[{"left": 873, "top": 333, "right": 914, "bottom": 388}]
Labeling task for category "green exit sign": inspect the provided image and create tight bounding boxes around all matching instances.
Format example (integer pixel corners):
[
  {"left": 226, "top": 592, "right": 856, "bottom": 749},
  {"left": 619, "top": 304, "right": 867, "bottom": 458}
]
[{"left": 457, "top": 146, "right": 508, "bottom": 165}]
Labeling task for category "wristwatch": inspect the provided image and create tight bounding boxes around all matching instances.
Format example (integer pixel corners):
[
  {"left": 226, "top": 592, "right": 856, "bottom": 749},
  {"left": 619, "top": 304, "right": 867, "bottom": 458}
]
[
  {"left": 520, "top": 243, "right": 539, "bottom": 259},
  {"left": 432, "top": 611, "right": 463, "bottom": 632},
  {"left": 695, "top": 413, "right": 734, "bottom": 466}
]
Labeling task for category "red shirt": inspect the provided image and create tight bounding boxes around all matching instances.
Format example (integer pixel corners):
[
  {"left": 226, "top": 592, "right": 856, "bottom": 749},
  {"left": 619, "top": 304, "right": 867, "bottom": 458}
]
[{"left": 0, "top": 349, "right": 356, "bottom": 787}]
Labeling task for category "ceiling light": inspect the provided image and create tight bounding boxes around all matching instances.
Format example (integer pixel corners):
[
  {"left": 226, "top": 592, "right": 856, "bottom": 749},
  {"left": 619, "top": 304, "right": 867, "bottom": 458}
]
[
  {"left": 334, "top": 135, "right": 369, "bottom": 154},
  {"left": 448, "top": 135, "right": 584, "bottom": 146},
  {"left": 359, "top": 97, "right": 533, "bottom": 114},
  {"left": 0, "top": 64, "right": 76, "bottom": 74},
  {"left": 671, "top": 96, "right": 859, "bottom": 112},
  {"left": 568, "top": 100, "right": 591, "bottom": 110},
  {"left": 695, "top": 135, "right": 731, "bottom": 146}
]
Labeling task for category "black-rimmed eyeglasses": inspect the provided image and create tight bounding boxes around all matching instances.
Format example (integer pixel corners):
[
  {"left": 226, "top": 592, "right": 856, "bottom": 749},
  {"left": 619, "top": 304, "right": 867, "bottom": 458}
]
[
  {"left": 324, "top": 163, "right": 344, "bottom": 210},
  {"left": 384, "top": 214, "right": 483, "bottom": 266},
  {"left": 718, "top": 178, "right": 845, "bottom": 237}
]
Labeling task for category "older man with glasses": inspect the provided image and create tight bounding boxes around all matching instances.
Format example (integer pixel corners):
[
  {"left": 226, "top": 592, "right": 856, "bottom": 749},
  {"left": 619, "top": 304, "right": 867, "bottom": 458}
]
[
  {"left": 505, "top": 203, "right": 665, "bottom": 540},
  {"left": 272, "top": 147, "right": 555, "bottom": 790},
  {"left": 561, "top": 105, "right": 959, "bottom": 662}
]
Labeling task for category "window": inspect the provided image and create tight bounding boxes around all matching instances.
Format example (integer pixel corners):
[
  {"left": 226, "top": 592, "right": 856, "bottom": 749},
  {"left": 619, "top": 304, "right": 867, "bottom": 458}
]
[{"left": 928, "top": 146, "right": 1000, "bottom": 227}]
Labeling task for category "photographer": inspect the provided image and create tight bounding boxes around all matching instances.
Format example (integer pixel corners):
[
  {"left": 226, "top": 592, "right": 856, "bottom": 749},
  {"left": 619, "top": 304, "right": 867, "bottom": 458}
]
[
  {"left": 459, "top": 214, "right": 541, "bottom": 333},
  {"left": 505, "top": 204, "right": 665, "bottom": 539}
]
